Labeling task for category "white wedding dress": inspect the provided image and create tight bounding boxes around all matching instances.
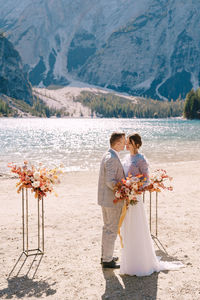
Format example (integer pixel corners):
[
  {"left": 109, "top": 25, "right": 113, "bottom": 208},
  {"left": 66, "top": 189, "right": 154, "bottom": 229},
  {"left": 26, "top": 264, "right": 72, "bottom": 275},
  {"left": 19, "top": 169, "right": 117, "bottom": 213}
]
[{"left": 120, "top": 154, "right": 183, "bottom": 276}]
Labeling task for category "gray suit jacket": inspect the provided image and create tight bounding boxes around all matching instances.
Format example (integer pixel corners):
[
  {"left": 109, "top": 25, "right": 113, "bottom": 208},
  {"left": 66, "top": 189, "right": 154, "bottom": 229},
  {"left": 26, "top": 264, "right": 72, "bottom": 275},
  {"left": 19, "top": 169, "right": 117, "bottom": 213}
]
[{"left": 98, "top": 148, "right": 125, "bottom": 208}]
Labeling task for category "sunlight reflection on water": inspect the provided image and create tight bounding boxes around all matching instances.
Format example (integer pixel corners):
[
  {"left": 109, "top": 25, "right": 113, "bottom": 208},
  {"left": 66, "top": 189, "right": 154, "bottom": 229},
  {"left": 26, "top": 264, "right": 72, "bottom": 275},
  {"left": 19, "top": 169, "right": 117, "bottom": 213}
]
[{"left": 0, "top": 118, "right": 200, "bottom": 174}]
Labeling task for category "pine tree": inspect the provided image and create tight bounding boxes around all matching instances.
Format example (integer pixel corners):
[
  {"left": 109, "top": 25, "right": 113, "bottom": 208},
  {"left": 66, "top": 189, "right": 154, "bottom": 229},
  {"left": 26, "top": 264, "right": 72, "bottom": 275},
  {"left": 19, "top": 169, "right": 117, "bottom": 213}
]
[{"left": 184, "top": 89, "right": 200, "bottom": 119}]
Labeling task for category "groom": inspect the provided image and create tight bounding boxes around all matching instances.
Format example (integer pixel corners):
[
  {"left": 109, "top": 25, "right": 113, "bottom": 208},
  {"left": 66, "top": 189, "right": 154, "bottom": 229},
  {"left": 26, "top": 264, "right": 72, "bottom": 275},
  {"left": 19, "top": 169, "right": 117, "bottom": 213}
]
[{"left": 98, "top": 132, "right": 126, "bottom": 268}]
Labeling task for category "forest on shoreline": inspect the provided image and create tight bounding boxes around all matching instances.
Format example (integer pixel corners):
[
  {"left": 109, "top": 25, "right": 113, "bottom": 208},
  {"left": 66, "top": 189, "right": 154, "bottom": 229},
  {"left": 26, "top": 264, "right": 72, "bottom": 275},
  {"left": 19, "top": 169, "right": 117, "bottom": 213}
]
[
  {"left": 1, "top": 88, "right": 200, "bottom": 119},
  {"left": 75, "top": 92, "right": 184, "bottom": 118}
]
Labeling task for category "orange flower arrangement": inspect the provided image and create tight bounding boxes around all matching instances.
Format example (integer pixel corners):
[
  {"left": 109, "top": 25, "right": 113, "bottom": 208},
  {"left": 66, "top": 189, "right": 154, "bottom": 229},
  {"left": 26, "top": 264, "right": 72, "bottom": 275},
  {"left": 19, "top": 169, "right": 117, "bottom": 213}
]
[
  {"left": 146, "top": 169, "right": 173, "bottom": 192},
  {"left": 114, "top": 169, "right": 173, "bottom": 206},
  {"left": 113, "top": 174, "right": 147, "bottom": 206},
  {"left": 8, "top": 161, "right": 62, "bottom": 199}
]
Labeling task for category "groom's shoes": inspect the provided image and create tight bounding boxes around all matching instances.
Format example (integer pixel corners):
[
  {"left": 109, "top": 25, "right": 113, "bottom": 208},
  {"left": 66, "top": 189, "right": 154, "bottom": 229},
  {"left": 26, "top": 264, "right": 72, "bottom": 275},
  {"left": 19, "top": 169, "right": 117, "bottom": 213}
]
[
  {"left": 100, "top": 256, "right": 118, "bottom": 264},
  {"left": 102, "top": 259, "right": 120, "bottom": 269}
]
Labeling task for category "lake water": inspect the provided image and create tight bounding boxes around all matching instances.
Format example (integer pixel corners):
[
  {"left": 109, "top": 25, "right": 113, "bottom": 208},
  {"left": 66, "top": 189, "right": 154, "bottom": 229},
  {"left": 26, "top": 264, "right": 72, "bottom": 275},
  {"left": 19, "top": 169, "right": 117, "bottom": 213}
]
[{"left": 0, "top": 118, "right": 200, "bottom": 175}]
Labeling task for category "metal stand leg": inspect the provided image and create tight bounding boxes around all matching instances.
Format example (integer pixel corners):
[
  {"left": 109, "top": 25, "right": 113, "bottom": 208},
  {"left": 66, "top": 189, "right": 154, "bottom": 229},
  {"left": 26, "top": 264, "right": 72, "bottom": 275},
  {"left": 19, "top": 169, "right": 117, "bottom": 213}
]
[
  {"left": 143, "top": 191, "right": 145, "bottom": 203},
  {"left": 38, "top": 197, "right": 40, "bottom": 250},
  {"left": 22, "top": 188, "right": 25, "bottom": 253},
  {"left": 149, "top": 192, "right": 152, "bottom": 232},
  {"left": 26, "top": 188, "right": 29, "bottom": 256},
  {"left": 21, "top": 188, "right": 44, "bottom": 256},
  {"left": 156, "top": 192, "right": 158, "bottom": 236},
  {"left": 42, "top": 197, "right": 44, "bottom": 253},
  {"left": 148, "top": 191, "right": 167, "bottom": 253}
]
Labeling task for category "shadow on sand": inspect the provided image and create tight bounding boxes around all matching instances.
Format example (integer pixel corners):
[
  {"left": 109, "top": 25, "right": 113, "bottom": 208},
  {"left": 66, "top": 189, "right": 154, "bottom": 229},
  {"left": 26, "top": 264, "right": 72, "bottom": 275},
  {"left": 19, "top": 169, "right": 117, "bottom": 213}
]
[
  {"left": 0, "top": 253, "right": 56, "bottom": 299},
  {"left": 102, "top": 268, "right": 158, "bottom": 300},
  {"left": 101, "top": 248, "right": 182, "bottom": 300}
]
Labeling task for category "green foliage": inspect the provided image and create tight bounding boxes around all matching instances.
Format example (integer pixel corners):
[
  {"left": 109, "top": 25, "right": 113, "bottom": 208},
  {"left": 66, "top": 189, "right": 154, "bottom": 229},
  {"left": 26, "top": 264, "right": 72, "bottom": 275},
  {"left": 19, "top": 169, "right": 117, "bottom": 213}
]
[
  {"left": 32, "top": 97, "right": 54, "bottom": 117},
  {"left": 0, "top": 98, "right": 14, "bottom": 116},
  {"left": 75, "top": 92, "right": 184, "bottom": 118},
  {"left": 184, "top": 88, "right": 200, "bottom": 119},
  {"left": 0, "top": 96, "right": 64, "bottom": 118}
]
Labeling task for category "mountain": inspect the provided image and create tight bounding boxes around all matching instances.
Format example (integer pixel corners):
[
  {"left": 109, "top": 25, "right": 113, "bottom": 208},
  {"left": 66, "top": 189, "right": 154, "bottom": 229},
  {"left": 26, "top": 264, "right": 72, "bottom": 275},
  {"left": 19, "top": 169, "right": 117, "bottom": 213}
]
[
  {"left": 0, "top": 33, "right": 33, "bottom": 104},
  {"left": 0, "top": 0, "right": 199, "bottom": 100},
  {"left": 0, "top": 34, "right": 65, "bottom": 117}
]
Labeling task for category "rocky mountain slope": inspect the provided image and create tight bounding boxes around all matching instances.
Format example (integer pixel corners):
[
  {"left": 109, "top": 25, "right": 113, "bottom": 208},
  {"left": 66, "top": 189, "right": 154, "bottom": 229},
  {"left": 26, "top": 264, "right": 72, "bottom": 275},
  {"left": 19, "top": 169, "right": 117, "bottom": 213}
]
[
  {"left": 0, "top": 0, "right": 199, "bottom": 100},
  {"left": 0, "top": 33, "right": 33, "bottom": 104}
]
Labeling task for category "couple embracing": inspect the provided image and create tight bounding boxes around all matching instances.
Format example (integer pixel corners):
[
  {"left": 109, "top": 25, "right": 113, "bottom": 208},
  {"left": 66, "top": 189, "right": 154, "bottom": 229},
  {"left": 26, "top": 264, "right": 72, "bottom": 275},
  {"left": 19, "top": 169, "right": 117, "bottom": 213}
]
[{"left": 98, "top": 132, "right": 183, "bottom": 276}]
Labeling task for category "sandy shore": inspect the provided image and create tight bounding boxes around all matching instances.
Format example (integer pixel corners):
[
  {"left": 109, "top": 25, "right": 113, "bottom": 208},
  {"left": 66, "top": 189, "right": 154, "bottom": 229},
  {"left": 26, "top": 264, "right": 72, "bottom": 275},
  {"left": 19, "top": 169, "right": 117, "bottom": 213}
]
[{"left": 0, "top": 161, "right": 200, "bottom": 300}]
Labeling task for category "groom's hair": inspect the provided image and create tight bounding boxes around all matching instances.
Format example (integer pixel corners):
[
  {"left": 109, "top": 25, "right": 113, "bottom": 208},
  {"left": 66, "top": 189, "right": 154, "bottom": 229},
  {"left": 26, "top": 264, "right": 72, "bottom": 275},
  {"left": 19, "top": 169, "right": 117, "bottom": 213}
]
[{"left": 110, "top": 132, "right": 125, "bottom": 146}]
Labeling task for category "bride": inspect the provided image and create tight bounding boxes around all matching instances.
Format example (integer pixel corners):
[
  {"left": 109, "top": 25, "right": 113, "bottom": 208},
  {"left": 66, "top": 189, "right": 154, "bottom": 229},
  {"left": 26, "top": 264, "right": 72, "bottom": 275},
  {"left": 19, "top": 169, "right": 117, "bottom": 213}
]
[{"left": 120, "top": 133, "right": 183, "bottom": 276}]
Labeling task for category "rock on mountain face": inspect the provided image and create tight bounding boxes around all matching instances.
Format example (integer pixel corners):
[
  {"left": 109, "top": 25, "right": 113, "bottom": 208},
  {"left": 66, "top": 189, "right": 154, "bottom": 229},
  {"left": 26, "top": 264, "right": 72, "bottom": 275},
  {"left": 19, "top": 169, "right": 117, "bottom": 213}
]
[
  {"left": 0, "top": 0, "right": 200, "bottom": 100},
  {"left": 0, "top": 34, "right": 33, "bottom": 104}
]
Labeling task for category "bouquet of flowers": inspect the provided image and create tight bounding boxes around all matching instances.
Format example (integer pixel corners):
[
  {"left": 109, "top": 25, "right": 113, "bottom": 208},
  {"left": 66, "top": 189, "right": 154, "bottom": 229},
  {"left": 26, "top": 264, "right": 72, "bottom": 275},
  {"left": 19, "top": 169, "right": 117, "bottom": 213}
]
[
  {"left": 8, "top": 161, "right": 62, "bottom": 199},
  {"left": 113, "top": 169, "right": 173, "bottom": 206},
  {"left": 147, "top": 169, "right": 173, "bottom": 192},
  {"left": 113, "top": 174, "right": 147, "bottom": 206}
]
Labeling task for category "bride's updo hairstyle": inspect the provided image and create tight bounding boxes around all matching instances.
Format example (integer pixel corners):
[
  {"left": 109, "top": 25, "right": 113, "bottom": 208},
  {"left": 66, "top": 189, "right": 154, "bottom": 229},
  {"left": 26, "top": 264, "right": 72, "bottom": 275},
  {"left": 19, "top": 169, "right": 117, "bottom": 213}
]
[{"left": 128, "top": 133, "right": 142, "bottom": 149}]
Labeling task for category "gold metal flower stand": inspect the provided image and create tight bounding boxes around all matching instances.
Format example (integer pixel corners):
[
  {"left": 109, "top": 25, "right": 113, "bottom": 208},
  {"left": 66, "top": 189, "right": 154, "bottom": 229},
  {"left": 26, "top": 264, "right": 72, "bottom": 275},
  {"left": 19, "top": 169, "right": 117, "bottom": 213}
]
[
  {"left": 143, "top": 191, "right": 168, "bottom": 253},
  {"left": 21, "top": 188, "right": 44, "bottom": 256},
  {"left": 143, "top": 191, "right": 158, "bottom": 237}
]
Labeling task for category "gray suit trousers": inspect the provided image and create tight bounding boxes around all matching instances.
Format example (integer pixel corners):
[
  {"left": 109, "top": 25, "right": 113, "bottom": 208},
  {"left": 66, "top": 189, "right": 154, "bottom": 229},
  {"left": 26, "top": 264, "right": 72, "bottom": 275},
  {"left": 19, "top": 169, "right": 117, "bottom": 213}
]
[{"left": 101, "top": 206, "right": 122, "bottom": 262}]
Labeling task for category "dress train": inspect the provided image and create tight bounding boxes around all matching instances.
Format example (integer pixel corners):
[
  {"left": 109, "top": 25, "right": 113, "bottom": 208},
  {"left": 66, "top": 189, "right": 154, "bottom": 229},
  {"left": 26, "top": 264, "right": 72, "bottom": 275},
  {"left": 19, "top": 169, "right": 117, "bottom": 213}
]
[{"left": 120, "top": 195, "right": 183, "bottom": 276}]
